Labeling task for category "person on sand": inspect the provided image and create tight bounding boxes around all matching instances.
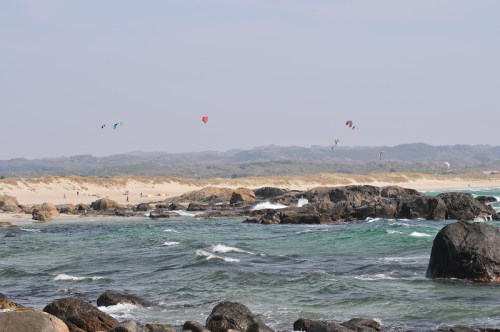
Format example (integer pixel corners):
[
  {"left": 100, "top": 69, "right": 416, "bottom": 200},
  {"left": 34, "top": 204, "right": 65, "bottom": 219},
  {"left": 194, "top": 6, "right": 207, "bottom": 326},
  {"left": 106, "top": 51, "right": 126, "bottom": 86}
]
[{"left": 126, "top": 196, "right": 129, "bottom": 203}]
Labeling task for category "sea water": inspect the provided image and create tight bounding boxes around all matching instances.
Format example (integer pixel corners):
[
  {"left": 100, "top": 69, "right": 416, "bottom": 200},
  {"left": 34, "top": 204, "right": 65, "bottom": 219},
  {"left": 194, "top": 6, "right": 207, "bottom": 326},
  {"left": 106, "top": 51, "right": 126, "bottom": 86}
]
[{"left": 1, "top": 188, "right": 499, "bottom": 331}]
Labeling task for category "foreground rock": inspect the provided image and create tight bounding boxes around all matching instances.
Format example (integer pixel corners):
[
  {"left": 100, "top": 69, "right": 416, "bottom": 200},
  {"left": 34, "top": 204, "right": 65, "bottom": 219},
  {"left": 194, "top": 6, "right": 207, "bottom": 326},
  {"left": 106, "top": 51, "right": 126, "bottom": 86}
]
[
  {"left": 0, "top": 310, "right": 69, "bottom": 332},
  {"left": 32, "top": 203, "right": 60, "bottom": 221},
  {"left": 43, "top": 297, "right": 118, "bottom": 331},
  {"left": 206, "top": 301, "right": 272, "bottom": 332},
  {"left": 426, "top": 221, "right": 500, "bottom": 282}
]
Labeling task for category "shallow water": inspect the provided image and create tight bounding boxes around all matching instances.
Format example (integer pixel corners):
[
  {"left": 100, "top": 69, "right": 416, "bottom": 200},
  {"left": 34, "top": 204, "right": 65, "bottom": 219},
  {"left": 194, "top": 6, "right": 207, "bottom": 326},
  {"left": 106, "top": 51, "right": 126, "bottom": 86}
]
[{"left": 1, "top": 188, "right": 499, "bottom": 331}]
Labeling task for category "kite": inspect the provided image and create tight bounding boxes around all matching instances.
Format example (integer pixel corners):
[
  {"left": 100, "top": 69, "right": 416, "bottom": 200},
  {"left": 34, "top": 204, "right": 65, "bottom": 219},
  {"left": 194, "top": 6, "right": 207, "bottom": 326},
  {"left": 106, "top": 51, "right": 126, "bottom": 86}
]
[
  {"left": 202, "top": 115, "right": 209, "bottom": 124},
  {"left": 379, "top": 151, "right": 384, "bottom": 161},
  {"left": 331, "top": 138, "right": 340, "bottom": 150},
  {"left": 345, "top": 120, "right": 353, "bottom": 128},
  {"left": 443, "top": 161, "right": 451, "bottom": 169}
]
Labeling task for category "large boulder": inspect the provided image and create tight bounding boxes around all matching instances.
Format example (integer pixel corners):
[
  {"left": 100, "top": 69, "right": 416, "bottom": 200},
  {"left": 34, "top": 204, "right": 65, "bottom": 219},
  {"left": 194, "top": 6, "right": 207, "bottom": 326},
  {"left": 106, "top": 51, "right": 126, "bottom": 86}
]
[
  {"left": 206, "top": 301, "right": 268, "bottom": 332},
  {"left": 293, "top": 318, "right": 353, "bottom": 332},
  {"left": 230, "top": 188, "right": 256, "bottom": 205},
  {"left": 90, "top": 198, "right": 121, "bottom": 210},
  {"left": 177, "top": 187, "right": 234, "bottom": 204},
  {"left": 32, "top": 203, "right": 59, "bottom": 222},
  {"left": 43, "top": 297, "right": 118, "bottom": 332},
  {"left": 0, "top": 310, "right": 69, "bottom": 332},
  {"left": 97, "top": 290, "right": 152, "bottom": 307},
  {"left": 254, "top": 187, "right": 287, "bottom": 199},
  {"left": 0, "top": 195, "right": 20, "bottom": 212},
  {"left": 426, "top": 221, "right": 500, "bottom": 282}
]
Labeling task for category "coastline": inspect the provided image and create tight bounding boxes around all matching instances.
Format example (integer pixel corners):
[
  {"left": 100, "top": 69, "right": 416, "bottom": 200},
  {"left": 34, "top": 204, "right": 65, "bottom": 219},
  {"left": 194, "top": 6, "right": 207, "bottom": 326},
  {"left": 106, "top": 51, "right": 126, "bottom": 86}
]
[{"left": 1, "top": 173, "right": 499, "bottom": 206}]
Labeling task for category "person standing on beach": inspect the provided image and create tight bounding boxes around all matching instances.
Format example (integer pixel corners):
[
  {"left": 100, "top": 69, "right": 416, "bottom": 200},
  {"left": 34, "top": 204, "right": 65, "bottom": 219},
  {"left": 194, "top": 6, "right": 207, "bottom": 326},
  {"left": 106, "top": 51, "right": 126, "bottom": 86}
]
[{"left": 126, "top": 196, "right": 129, "bottom": 203}]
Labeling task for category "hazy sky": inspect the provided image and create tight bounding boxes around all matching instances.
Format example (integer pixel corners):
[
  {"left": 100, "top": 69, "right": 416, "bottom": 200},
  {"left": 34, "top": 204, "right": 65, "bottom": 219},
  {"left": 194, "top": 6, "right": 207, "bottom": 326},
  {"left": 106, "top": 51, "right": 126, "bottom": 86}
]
[{"left": 2, "top": 0, "right": 499, "bottom": 159}]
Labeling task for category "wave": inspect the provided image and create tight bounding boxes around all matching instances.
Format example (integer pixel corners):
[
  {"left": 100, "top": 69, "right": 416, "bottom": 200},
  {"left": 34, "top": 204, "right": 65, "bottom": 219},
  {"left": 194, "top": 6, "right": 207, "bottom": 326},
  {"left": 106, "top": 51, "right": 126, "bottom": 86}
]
[
  {"left": 212, "top": 244, "right": 253, "bottom": 255},
  {"left": 251, "top": 202, "right": 287, "bottom": 211},
  {"left": 354, "top": 273, "right": 396, "bottom": 281},
  {"left": 54, "top": 273, "right": 106, "bottom": 281},
  {"left": 174, "top": 210, "right": 202, "bottom": 217},
  {"left": 386, "top": 230, "right": 403, "bottom": 235},
  {"left": 380, "top": 255, "right": 429, "bottom": 263},
  {"left": 162, "top": 241, "right": 180, "bottom": 247},
  {"left": 409, "top": 232, "right": 432, "bottom": 238},
  {"left": 98, "top": 303, "right": 138, "bottom": 320},
  {"left": 196, "top": 249, "right": 240, "bottom": 263},
  {"left": 20, "top": 228, "right": 41, "bottom": 233},
  {"left": 164, "top": 229, "right": 179, "bottom": 233},
  {"left": 297, "top": 198, "right": 309, "bottom": 207}
]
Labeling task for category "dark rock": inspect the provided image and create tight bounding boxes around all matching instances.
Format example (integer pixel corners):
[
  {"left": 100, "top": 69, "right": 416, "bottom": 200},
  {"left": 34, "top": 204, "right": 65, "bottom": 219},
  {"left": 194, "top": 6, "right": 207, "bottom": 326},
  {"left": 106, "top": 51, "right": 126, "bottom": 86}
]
[
  {"left": 149, "top": 209, "right": 171, "bottom": 219},
  {"left": 248, "top": 322, "right": 275, "bottom": 332},
  {"left": 397, "top": 196, "right": 447, "bottom": 220},
  {"left": 340, "top": 318, "right": 381, "bottom": 331},
  {"left": 293, "top": 318, "right": 353, "bottom": 332},
  {"left": 280, "top": 213, "right": 331, "bottom": 224},
  {"left": 426, "top": 221, "right": 500, "bottom": 282},
  {"left": 43, "top": 297, "right": 118, "bottom": 332},
  {"left": 109, "top": 320, "right": 149, "bottom": 332},
  {"left": 206, "top": 301, "right": 262, "bottom": 332},
  {"left": 0, "top": 310, "right": 69, "bottom": 332},
  {"left": 198, "top": 210, "right": 245, "bottom": 218},
  {"left": 97, "top": 290, "right": 152, "bottom": 307},
  {"left": 114, "top": 207, "right": 135, "bottom": 217},
  {"left": 254, "top": 187, "right": 287, "bottom": 199},
  {"left": 437, "top": 192, "right": 496, "bottom": 221},
  {"left": 75, "top": 203, "right": 89, "bottom": 212},
  {"left": 0, "top": 195, "right": 21, "bottom": 212},
  {"left": 187, "top": 202, "right": 211, "bottom": 211},
  {"left": 32, "top": 203, "right": 59, "bottom": 222},
  {"left": 90, "top": 198, "right": 121, "bottom": 210},
  {"left": 145, "top": 323, "right": 175, "bottom": 332},
  {"left": 136, "top": 203, "right": 152, "bottom": 211},
  {"left": 476, "top": 196, "right": 497, "bottom": 204},
  {"left": 183, "top": 320, "right": 211, "bottom": 332}
]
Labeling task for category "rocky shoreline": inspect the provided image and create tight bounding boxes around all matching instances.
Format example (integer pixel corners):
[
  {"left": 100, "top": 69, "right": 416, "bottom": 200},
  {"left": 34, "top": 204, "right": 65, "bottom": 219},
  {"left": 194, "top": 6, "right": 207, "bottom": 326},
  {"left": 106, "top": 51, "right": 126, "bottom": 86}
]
[{"left": 1, "top": 292, "right": 499, "bottom": 332}]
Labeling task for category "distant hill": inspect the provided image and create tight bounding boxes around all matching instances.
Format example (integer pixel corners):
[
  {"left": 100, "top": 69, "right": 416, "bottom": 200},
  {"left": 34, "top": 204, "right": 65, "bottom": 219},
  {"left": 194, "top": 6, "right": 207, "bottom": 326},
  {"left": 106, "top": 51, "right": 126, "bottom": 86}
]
[{"left": 1, "top": 143, "right": 500, "bottom": 178}]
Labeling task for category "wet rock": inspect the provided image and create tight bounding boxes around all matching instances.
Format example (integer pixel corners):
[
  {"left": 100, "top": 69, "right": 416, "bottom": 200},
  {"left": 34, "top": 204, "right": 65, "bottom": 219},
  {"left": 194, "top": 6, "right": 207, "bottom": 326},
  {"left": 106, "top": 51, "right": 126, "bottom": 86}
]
[
  {"left": 426, "top": 221, "right": 500, "bottom": 282},
  {"left": 293, "top": 318, "right": 353, "bottom": 332},
  {"left": 254, "top": 187, "right": 287, "bottom": 199},
  {"left": 149, "top": 209, "right": 171, "bottom": 219},
  {"left": 206, "top": 301, "right": 265, "bottom": 332},
  {"left": 136, "top": 203, "right": 153, "bottom": 211},
  {"left": 97, "top": 290, "right": 152, "bottom": 307},
  {"left": 109, "top": 320, "right": 149, "bottom": 332},
  {"left": 43, "top": 297, "right": 118, "bottom": 332},
  {"left": 437, "top": 192, "right": 496, "bottom": 221},
  {"left": 114, "top": 207, "right": 135, "bottom": 217},
  {"left": 145, "top": 323, "right": 175, "bottom": 332},
  {"left": 0, "top": 310, "right": 69, "bottom": 332},
  {"left": 475, "top": 196, "right": 497, "bottom": 204},
  {"left": 340, "top": 318, "right": 381, "bottom": 331},
  {"left": 183, "top": 320, "right": 211, "bottom": 332}
]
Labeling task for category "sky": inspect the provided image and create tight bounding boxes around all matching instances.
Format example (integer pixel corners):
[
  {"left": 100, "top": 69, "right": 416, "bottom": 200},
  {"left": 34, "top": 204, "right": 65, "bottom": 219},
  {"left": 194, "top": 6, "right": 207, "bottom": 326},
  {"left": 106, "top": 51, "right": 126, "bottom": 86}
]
[{"left": 1, "top": 0, "right": 499, "bottom": 159}]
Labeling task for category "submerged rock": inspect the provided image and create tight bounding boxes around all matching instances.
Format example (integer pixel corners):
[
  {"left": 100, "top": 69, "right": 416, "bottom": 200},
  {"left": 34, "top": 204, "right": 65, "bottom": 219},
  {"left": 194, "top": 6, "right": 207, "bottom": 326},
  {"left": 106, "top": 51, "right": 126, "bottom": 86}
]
[{"left": 97, "top": 290, "right": 152, "bottom": 307}]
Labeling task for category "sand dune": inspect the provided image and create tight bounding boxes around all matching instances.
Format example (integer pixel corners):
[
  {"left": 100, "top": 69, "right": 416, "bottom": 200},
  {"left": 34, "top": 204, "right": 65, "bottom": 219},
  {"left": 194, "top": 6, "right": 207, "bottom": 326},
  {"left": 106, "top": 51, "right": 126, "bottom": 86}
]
[{"left": 1, "top": 173, "right": 499, "bottom": 207}]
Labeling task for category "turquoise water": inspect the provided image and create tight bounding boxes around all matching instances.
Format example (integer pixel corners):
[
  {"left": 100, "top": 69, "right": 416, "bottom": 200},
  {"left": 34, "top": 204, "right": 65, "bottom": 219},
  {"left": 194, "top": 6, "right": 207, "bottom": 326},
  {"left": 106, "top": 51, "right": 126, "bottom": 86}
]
[{"left": 1, "top": 189, "right": 499, "bottom": 331}]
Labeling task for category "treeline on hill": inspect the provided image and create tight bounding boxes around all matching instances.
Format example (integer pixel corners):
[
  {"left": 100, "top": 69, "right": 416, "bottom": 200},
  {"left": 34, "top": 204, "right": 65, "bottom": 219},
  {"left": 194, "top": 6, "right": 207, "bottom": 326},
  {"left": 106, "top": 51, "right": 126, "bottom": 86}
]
[{"left": 1, "top": 143, "right": 500, "bottom": 178}]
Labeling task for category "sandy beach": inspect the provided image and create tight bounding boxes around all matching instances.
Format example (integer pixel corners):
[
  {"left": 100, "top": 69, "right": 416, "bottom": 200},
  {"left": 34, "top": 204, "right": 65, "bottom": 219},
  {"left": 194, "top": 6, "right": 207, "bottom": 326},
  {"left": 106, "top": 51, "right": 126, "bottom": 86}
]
[{"left": 1, "top": 173, "right": 499, "bottom": 208}]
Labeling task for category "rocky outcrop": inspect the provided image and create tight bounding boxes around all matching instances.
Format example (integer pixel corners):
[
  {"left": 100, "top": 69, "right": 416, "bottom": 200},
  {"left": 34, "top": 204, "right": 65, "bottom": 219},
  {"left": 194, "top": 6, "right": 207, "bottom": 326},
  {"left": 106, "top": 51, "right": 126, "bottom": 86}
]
[
  {"left": 0, "top": 195, "right": 20, "bottom": 212},
  {"left": 230, "top": 188, "right": 256, "bottom": 205},
  {"left": 206, "top": 301, "right": 271, "bottom": 332},
  {"left": 97, "top": 290, "right": 152, "bottom": 307},
  {"left": 90, "top": 198, "right": 121, "bottom": 210},
  {"left": 149, "top": 209, "right": 171, "bottom": 219},
  {"left": 437, "top": 192, "right": 496, "bottom": 221},
  {"left": 254, "top": 187, "right": 287, "bottom": 199},
  {"left": 426, "top": 221, "right": 500, "bottom": 282},
  {"left": 0, "top": 310, "right": 69, "bottom": 332},
  {"left": 136, "top": 203, "right": 152, "bottom": 211},
  {"left": 43, "top": 297, "right": 118, "bottom": 332},
  {"left": 175, "top": 187, "right": 234, "bottom": 204},
  {"left": 55, "top": 204, "right": 76, "bottom": 214},
  {"left": 32, "top": 203, "right": 59, "bottom": 222}
]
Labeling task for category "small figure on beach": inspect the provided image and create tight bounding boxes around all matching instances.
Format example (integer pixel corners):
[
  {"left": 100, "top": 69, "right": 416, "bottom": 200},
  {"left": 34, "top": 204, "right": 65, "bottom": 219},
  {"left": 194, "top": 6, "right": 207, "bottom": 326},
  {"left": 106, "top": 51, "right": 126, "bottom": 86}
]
[
  {"left": 64, "top": 193, "right": 66, "bottom": 199},
  {"left": 77, "top": 191, "right": 79, "bottom": 196},
  {"left": 126, "top": 196, "right": 129, "bottom": 203}
]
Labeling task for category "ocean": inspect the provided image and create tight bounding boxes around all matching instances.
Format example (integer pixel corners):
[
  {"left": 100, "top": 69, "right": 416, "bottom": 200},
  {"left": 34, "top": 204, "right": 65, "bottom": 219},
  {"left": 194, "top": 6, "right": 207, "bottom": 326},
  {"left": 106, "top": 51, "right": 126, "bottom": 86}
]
[{"left": 1, "top": 188, "right": 499, "bottom": 331}]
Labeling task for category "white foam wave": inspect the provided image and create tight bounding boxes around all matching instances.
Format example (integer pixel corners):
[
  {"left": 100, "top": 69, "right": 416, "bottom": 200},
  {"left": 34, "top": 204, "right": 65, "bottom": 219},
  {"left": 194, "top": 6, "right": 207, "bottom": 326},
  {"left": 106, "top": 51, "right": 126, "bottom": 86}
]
[
  {"left": 251, "top": 202, "right": 287, "bottom": 211},
  {"left": 380, "top": 255, "right": 428, "bottom": 263},
  {"left": 354, "top": 273, "right": 396, "bottom": 281},
  {"left": 212, "top": 244, "right": 253, "bottom": 255},
  {"left": 54, "top": 273, "right": 105, "bottom": 281},
  {"left": 387, "top": 230, "right": 403, "bottom": 234},
  {"left": 174, "top": 210, "right": 202, "bottom": 217},
  {"left": 162, "top": 241, "right": 180, "bottom": 247},
  {"left": 366, "top": 217, "right": 383, "bottom": 223},
  {"left": 163, "top": 229, "right": 179, "bottom": 233},
  {"left": 297, "top": 198, "right": 309, "bottom": 207},
  {"left": 196, "top": 249, "right": 240, "bottom": 263},
  {"left": 98, "top": 303, "right": 138, "bottom": 320},
  {"left": 20, "top": 228, "right": 41, "bottom": 233},
  {"left": 409, "top": 232, "right": 432, "bottom": 238}
]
